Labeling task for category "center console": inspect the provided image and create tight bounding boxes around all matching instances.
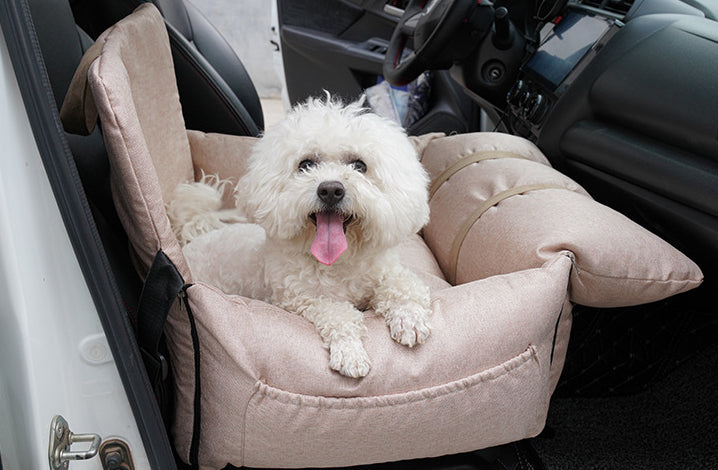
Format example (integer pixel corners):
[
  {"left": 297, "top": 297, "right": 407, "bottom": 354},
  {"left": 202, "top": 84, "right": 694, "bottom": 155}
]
[{"left": 507, "top": 8, "right": 622, "bottom": 140}]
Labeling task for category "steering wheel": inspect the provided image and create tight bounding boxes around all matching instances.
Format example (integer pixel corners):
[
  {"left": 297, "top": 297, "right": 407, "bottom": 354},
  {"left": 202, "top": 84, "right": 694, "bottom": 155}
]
[{"left": 382, "top": 0, "right": 494, "bottom": 86}]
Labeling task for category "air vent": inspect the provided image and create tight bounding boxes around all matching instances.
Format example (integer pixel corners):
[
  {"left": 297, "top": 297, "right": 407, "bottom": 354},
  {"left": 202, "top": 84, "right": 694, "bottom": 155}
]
[{"left": 579, "top": 0, "right": 634, "bottom": 16}]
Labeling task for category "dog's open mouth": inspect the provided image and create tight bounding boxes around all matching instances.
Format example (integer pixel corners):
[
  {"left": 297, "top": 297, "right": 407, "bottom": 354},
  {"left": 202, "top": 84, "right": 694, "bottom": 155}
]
[
  {"left": 309, "top": 212, "right": 354, "bottom": 229},
  {"left": 309, "top": 211, "right": 353, "bottom": 265}
]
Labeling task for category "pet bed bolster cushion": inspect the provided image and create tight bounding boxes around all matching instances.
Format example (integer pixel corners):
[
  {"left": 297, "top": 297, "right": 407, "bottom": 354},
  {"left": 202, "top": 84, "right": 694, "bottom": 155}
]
[
  {"left": 419, "top": 133, "right": 703, "bottom": 306},
  {"left": 61, "top": 5, "right": 702, "bottom": 468}
]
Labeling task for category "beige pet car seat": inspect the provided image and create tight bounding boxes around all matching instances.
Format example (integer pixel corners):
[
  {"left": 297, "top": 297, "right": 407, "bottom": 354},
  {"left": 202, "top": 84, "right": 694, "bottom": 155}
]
[{"left": 60, "top": 5, "right": 702, "bottom": 468}]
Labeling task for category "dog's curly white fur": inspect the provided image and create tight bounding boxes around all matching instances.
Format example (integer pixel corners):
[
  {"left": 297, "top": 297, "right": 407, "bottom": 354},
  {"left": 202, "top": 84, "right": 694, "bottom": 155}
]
[{"left": 168, "top": 96, "right": 432, "bottom": 378}]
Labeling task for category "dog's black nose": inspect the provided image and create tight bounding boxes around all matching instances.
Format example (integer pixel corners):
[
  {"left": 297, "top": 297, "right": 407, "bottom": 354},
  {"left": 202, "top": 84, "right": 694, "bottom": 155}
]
[{"left": 317, "top": 181, "right": 345, "bottom": 206}]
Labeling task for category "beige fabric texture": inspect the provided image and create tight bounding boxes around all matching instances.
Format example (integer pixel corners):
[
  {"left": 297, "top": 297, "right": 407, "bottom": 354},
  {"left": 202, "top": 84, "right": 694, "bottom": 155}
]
[
  {"left": 169, "top": 252, "right": 573, "bottom": 468},
  {"left": 187, "top": 130, "right": 257, "bottom": 186},
  {"left": 81, "top": 4, "right": 193, "bottom": 280},
  {"left": 61, "top": 5, "right": 701, "bottom": 468},
  {"left": 421, "top": 133, "right": 703, "bottom": 306}
]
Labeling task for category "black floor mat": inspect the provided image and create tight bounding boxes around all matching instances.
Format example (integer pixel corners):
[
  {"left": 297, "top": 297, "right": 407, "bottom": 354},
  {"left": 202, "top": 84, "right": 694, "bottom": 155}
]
[
  {"left": 554, "top": 293, "right": 718, "bottom": 397},
  {"left": 533, "top": 341, "right": 718, "bottom": 469}
]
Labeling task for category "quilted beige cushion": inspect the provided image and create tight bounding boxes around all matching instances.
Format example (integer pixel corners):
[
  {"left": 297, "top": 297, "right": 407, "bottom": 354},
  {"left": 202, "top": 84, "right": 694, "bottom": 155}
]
[
  {"left": 421, "top": 133, "right": 703, "bottom": 307},
  {"left": 61, "top": 4, "right": 701, "bottom": 469}
]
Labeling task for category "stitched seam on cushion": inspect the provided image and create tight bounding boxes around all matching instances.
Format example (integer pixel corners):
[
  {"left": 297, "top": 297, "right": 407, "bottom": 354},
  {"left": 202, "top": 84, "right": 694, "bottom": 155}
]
[
  {"left": 254, "top": 345, "right": 537, "bottom": 409},
  {"left": 194, "top": 282, "right": 252, "bottom": 308},
  {"left": 448, "top": 184, "right": 568, "bottom": 284},
  {"left": 572, "top": 268, "right": 701, "bottom": 283},
  {"left": 561, "top": 251, "right": 699, "bottom": 283},
  {"left": 94, "top": 51, "right": 165, "bottom": 248},
  {"left": 428, "top": 151, "right": 531, "bottom": 200},
  {"left": 241, "top": 382, "right": 262, "bottom": 467}
]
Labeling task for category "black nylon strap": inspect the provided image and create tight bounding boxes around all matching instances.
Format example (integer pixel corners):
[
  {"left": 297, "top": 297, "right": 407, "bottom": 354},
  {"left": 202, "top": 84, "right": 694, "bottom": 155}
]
[
  {"left": 137, "top": 251, "right": 201, "bottom": 468},
  {"left": 181, "top": 285, "right": 202, "bottom": 469},
  {"left": 137, "top": 250, "right": 185, "bottom": 387}
]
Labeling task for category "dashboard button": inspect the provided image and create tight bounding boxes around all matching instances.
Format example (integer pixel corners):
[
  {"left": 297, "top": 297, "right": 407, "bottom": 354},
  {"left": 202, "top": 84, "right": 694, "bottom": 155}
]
[
  {"left": 507, "top": 80, "right": 525, "bottom": 105},
  {"left": 526, "top": 94, "right": 548, "bottom": 123}
]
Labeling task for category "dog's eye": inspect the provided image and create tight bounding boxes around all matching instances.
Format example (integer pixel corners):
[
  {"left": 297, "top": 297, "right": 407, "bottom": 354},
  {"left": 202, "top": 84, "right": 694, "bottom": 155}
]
[
  {"left": 351, "top": 159, "right": 367, "bottom": 174},
  {"left": 298, "top": 159, "right": 316, "bottom": 172}
]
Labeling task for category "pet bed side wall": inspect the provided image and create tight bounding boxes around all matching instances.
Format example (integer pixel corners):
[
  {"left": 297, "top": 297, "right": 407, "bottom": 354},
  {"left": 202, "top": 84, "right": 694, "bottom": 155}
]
[
  {"left": 186, "top": 130, "right": 258, "bottom": 202},
  {"left": 84, "top": 4, "right": 195, "bottom": 279}
]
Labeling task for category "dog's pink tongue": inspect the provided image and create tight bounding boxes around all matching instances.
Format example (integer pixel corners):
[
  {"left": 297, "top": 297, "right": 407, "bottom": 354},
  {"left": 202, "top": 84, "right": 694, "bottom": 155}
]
[{"left": 311, "top": 211, "right": 347, "bottom": 265}]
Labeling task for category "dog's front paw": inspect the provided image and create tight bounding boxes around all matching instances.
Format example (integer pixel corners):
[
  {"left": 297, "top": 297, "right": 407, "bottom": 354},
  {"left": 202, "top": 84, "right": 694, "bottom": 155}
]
[
  {"left": 387, "top": 306, "right": 431, "bottom": 348},
  {"left": 329, "top": 338, "right": 371, "bottom": 378}
]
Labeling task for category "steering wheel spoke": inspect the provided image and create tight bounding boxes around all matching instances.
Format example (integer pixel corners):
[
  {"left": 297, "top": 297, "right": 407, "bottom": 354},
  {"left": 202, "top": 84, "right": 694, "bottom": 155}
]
[
  {"left": 402, "top": 0, "right": 441, "bottom": 34},
  {"left": 400, "top": 11, "right": 422, "bottom": 35},
  {"left": 382, "top": 0, "right": 495, "bottom": 86}
]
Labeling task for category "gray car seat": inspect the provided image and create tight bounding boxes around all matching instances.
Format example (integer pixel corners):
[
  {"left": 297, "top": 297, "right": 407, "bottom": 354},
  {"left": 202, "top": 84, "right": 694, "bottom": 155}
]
[{"left": 70, "top": 0, "right": 264, "bottom": 136}]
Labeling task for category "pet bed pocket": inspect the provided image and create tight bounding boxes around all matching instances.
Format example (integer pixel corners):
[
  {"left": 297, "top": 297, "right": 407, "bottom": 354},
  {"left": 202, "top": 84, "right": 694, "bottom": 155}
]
[
  {"left": 60, "top": 5, "right": 702, "bottom": 469},
  {"left": 242, "top": 345, "right": 543, "bottom": 468}
]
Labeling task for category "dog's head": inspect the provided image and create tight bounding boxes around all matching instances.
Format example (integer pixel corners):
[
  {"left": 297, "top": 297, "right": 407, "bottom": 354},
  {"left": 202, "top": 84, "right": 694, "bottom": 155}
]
[{"left": 237, "top": 95, "right": 430, "bottom": 265}]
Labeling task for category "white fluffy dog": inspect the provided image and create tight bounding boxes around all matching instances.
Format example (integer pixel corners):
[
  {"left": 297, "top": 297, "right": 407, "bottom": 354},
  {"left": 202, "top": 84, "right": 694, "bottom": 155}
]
[{"left": 167, "top": 96, "right": 432, "bottom": 378}]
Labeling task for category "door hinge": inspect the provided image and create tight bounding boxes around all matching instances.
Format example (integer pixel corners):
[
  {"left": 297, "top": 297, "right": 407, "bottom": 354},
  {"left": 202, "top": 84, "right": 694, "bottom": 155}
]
[{"left": 48, "top": 415, "right": 101, "bottom": 470}]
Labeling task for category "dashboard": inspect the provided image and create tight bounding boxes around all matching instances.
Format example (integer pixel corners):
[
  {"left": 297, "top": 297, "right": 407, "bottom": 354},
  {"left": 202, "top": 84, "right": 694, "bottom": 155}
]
[
  {"left": 506, "top": 5, "right": 621, "bottom": 140},
  {"left": 513, "top": 0, "right": 718, "bottom": 279},
  {"left": 497, "top": 0, "right": 718, "bottom": 146}
]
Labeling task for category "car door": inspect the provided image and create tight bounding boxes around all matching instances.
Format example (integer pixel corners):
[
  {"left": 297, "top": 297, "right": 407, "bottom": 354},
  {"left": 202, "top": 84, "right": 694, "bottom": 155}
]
[
  {"left": 276, "top": 0, "right": 396, "bottom": 102},
  {"left": 274, "top": 0, "right": 482, "bottom": 135}
]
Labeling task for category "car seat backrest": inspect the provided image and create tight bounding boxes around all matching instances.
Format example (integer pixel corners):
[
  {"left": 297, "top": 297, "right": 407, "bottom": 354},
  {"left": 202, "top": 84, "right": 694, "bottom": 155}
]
[
  {"left": 70, "top": 0, "right": 264, "bottom": 136},
  {"left": 152, "top": 0, "right": 265, "bottom": 130},
  {"left": 26, "top": 0, "right": 87, "bottom": 110},
  {"left": 28, "top": 0, "right": 112, "bottom": 209}
]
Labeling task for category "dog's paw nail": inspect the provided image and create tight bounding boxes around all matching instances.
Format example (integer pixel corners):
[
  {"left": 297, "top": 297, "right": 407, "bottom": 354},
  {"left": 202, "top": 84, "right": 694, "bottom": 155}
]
[
  {"left": 389, "top": 311, "right": 431, "bottom": 348},
  {"left": 329, "top": 340, "right": 371, "bottom": 378}
]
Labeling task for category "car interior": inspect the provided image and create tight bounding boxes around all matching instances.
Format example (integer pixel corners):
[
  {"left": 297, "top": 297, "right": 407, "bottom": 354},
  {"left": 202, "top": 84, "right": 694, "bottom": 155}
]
[{"left": 1, "top": 0, "right": 716, "bottom": 468}]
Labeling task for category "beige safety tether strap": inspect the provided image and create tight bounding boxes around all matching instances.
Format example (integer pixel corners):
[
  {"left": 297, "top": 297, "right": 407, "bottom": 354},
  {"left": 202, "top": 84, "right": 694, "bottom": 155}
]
[
  {"left": 446, "top": 183, "right": 568, "bottom": 284},
  {"left": 428, "top": 151, "right": 531, "bottom": 200}
]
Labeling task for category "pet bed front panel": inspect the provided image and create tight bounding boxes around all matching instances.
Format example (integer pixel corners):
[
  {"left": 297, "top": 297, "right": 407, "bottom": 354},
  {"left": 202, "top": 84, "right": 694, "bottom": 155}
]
[{"left": 167, "top": 253, "right": 573, "bottom": 468}]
